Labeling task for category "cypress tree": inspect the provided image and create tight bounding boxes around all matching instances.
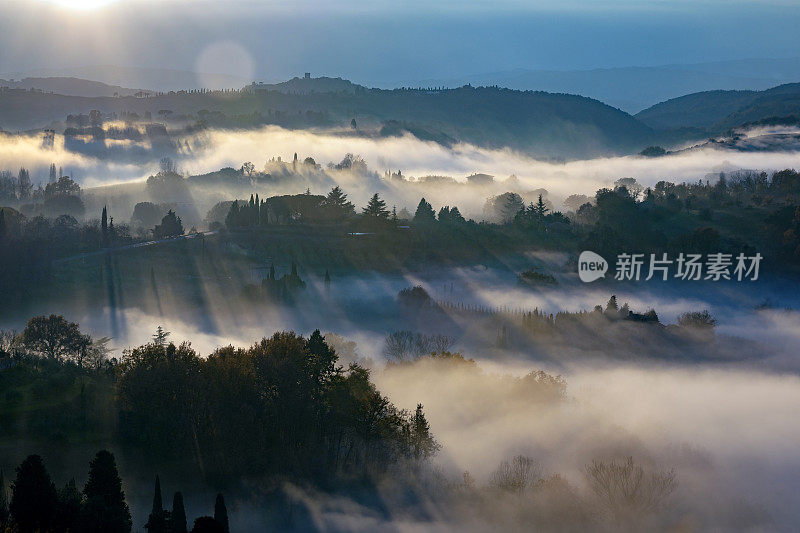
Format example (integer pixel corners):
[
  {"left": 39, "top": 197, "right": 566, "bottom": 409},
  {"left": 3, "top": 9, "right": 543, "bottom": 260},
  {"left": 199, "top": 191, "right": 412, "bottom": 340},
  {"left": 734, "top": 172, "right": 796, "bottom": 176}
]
[
  {"left": 170, "top": 491, "right": 187, "bottom": 533},
  {"left": 0, "top": 469, "right": 8, "bottom": 528},
  {"left": 101, "top": 206, "right": 108, "bottom": 238},
  {"left": 152, "top": 475, "right": 162, "bottom": 515},
  {"left": 10, "top": 455, "right": 58, "bottom": 533},
  {"left": 145, "top": 475, "right": 167, "bottom": 533},
  {"left": 605, "top": 295, "right": 618, "bottom": 314},
  {"left": 214, "top": 494, "right": 229, "bottom": 533},
  {"left": 82, "top": 450, "right": 132, "bottom": 533}
]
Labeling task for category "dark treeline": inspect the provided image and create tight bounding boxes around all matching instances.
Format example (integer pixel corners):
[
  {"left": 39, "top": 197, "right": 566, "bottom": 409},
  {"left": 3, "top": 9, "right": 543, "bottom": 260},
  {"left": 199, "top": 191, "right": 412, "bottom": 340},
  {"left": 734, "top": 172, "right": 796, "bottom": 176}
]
[
  {"left": 396, "top": 285, "right": 725, "bottom": 359},
  {"left": 0, "top": 450, "right": 230, "bottom": 533},
  {"left": 0, "top": 315, "right": 439, "bottom": 488},
  {"left": 573, "top": 170, "right": 800, "bottom": 266},
  {"left": 118, "top": 330, "right": 438, "bottom": 483}
]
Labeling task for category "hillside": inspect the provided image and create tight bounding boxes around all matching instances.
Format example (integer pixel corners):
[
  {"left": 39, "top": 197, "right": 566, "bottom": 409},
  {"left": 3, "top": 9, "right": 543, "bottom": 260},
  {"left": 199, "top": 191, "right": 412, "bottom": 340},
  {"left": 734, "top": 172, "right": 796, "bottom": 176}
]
[
  {"left": 0, "top": 81, "right": 654, "bottom": 158},
  {"left": 247, "top": 76, "right": 362, "bottom": 95},
  {"left": 2, "top": 65, "right": 249, "bottom": 92},
  {"left": 635, "top": 89, "right": 758, "bottom": 130},
  {"left": 637, "top": 83, "right": 800, "bottom": 133},
  {"left": 0, "top": 77, "right": 143, "bottom": 98},
  {"left": 410, "top": 58, "right": 800, "bottom": 113}
]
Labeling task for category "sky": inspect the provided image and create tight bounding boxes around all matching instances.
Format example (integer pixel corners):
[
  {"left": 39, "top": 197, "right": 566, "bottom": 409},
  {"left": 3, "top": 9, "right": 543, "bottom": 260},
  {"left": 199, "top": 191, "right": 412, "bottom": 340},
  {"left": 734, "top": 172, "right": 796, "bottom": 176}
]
[{"left": 1, "top": 0, "right": 800, "bottom": 86}]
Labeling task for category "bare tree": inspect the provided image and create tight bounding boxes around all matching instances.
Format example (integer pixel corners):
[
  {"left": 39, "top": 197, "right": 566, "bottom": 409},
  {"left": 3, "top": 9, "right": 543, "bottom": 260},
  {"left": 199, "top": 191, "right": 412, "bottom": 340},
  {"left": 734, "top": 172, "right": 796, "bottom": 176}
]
[
  {"left": 428, "top": 334, "right": 455, "bottom": 353},
  {"left": 489, "top": 455, "right": 542, "bottom": 494},
  {"left": 585, "top": 457, "right": 676, "bottom": 524},
  {"left": 159, "top": 157, "right": 177, "bottom": 174},
  {"left": 0, "top": 330, "right": 19, "bottom": 356},
  {"left": 384, "top": 331, "right": 456, "bottom": 361},
  {"left": 384, "top": 330, "right": 415, "bottom": 361}
]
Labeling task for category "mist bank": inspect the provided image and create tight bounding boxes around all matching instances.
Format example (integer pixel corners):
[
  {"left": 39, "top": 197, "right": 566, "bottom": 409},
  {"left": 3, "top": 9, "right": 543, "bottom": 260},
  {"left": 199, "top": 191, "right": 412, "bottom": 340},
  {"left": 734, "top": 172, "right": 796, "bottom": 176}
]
[{"left": 4, "top": 125, "right": 800, "bottom": 220}]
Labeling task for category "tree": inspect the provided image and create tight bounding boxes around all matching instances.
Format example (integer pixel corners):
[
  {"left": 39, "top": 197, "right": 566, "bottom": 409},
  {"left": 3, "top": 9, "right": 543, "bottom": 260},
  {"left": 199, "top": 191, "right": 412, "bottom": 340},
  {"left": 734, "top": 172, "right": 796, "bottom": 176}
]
[
  {"left": 153, "top": 326, "right": 171, "bottom": 346},
  {"left": 159, "top": 157, "right": 176, "bottom": 174},
  {"left": 49, "top": 163, "right": 57, "bottom": 183},
  {"left": 564, "top": 194, "right": 592, "bottom": 212},
  {"left": 214, "top": 494, "right": 229, "bottom": 533},
  {"left": 145, "top": 475, "right": 168, "bottom": 533},
  {"left": 44, "top": 176, "right": 81, "bottom": 199},
  {"left": 410, "top": 404, "right": 440, "bottom": 460},
  {"left": 413, "top": 198, "right": 436, "bottom": 224},
  {"left": 82, "top": 450, "right": 132, "bottom": 533},
  {"left": 614, "top": 178, "right": 644, "bottom": 200},
  {"left": 171, "top": 492, "right": 188, "bottom": 533},
  {"left": 54, "top": 479, "right": 82, "bottom": 533},
  {"left": 191, "top": 517, "right": 224, "bottom": 533},
  {"left": 322, "top": 186, "right": 355, "bottom": 220},
  {"left": 21, "top": 314, "right": 90, "bottom": 361},
  {"left": 489, "top": 455, "right": 541, "bottom": 494},
  {"left": 362, "top": 193, "right": 390, "bottom": 219},
  {"left": 585, "top": 457, "right": 676, "bottom": 524},
  {"left": 240, "top": 161, "right": 255, "bottom": 176},
  {"left": 0, "top": 469, "right": 8, "bottom": 529},
  {"left": 677, "top": 310, "right": 717, "bottom": 329},
  {"left": 153, "top": 210, "right": 184, "bottom": 239},
  {"left": 132, "top": 202, "right": 165, "bottom": 230},
  {"left": 483, "top": 192, "right": 523, "bottom": 223},
  {"left": 17, "top": 168, "right": 32, "bottom": 201},
  {"left": 102, "top": 206, "right": 108, "bottom": 240},
  {"left": 639, "top": 146, "right": 666, "bottom": 157},
  {"left": 10, "top": 455, "right": 57, "bottom": 533},
  {"left": 89, "top": 109, "right": 103, "bottom": 128},
  {"left": 533, "top": 194, "right": 549, "bottom": 221}
]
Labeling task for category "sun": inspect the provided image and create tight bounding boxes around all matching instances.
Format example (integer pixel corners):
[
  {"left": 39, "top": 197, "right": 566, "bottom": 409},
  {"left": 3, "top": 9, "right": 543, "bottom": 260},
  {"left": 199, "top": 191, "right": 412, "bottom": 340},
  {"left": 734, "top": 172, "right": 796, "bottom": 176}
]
[{"left": 49, "top": 0, "right": 117, "bottom": 9}]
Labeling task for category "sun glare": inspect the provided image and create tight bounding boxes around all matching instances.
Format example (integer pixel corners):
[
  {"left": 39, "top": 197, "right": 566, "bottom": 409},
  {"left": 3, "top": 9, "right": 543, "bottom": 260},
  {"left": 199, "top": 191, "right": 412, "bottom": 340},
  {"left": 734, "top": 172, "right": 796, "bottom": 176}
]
[{"left": 49, "top": 0, "right": 117, "bottom": 9}]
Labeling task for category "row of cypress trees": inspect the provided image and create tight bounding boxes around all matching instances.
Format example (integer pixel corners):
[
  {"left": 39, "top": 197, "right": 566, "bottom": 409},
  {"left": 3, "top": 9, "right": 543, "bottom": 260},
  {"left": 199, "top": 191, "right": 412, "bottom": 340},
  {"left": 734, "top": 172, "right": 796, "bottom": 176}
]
[
  {"left": 0, "top": 454, "right": 231, "bottom": 533},
  {"left": 144, "top": 475, "right": 229, "bottom": 533}
]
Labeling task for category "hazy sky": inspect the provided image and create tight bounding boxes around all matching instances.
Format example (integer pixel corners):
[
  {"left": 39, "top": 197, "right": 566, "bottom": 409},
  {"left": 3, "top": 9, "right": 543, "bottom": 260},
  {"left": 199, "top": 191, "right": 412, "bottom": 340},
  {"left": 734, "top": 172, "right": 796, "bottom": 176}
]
[{"left": 1, "top": 0, "right": 799, "bottom": 84}]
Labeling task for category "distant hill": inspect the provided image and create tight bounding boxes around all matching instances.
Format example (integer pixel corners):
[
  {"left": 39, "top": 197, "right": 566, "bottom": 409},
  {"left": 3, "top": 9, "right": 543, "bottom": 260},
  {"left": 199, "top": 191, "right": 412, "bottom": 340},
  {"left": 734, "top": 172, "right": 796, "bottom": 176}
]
[
  {"left": 637, "top": 83, "right": 800, "bottom": 133},
  {"left": 409, "top": 58, "right": 800, "bottom": 113},
  {"left": 247, "top": 76, "right": 362, "bottom": 95},
  {"left": 0, "top": 77, "right": 143, "bottom": 98},
  {"left": 0, "top": 79, "right": 654, "bottom": 159},
  {"left": 635, "top": 90, "right": 759, "bottom": 130},
  {"left": 1, "top": 65, "right": 250, "bottom": 93}
]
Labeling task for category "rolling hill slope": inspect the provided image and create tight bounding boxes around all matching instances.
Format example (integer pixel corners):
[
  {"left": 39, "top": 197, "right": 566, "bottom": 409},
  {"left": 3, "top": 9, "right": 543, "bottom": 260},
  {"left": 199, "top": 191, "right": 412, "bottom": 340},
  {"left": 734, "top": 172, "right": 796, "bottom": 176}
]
[
  {"left": 0, "top": 80, "right": 654, "bottom": 159},
  {"left": 637, "top": 83, "right": 800, "bottom": 133}
]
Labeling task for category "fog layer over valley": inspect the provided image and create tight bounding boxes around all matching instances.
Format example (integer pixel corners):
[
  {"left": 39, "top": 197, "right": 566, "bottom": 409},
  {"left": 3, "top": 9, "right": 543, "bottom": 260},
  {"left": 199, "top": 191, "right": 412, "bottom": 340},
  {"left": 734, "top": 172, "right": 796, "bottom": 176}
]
[
  {"left": 4, "top": 263, "right": 798, "bottom": 529},
  {"left": 4, "top": 125, "right": 800, "bottom": 226}
]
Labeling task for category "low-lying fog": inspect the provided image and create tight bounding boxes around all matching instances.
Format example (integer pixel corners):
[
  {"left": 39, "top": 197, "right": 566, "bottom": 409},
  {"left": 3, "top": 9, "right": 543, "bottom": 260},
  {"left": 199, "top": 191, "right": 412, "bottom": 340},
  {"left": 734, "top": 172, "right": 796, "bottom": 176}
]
[
  {"left": 4, "top": 125, "right": 800, "bottom": 214},
  {"left": 6, "top": 264, "right": 796, "bottom": 528}
]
